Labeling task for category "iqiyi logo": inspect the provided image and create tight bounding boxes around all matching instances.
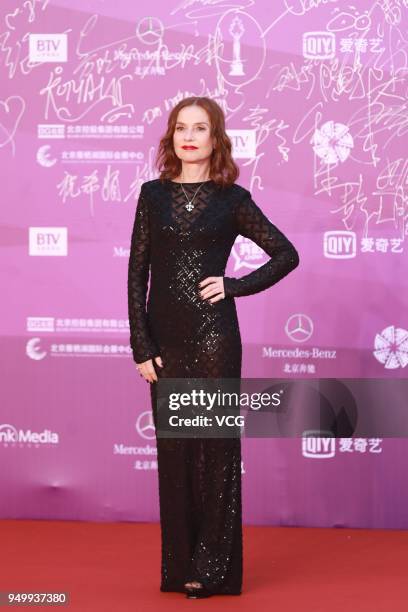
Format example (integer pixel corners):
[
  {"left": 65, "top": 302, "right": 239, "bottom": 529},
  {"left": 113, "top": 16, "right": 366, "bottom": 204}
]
[
  {"left": 0, "top": 424, "right": 59, "bottom": 447},
  {"left": 324, "top": 231, "right": 356, "bottom": 259},
  {"left": 302, "top": 431, "right": 336, "bottom": 458},
  {"left": 302, "top": 32, "right": 335, "bottom": 60}
]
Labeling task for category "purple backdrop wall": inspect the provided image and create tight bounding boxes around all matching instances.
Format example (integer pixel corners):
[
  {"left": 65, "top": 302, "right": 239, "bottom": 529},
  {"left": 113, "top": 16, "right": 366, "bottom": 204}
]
[{"left": 1, "top": 0, "right": 407, "bottom": 528}]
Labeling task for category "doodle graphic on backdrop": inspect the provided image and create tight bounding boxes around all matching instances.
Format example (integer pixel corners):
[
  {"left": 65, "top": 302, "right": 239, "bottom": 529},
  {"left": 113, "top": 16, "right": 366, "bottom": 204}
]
[
  {"left": 215, "top": 10, "right": 266, "bottom": 87},
  {"left": 373, "top": 326, "right": 408, "bottom": 370},
  {"left": 312, "top": 121, "right": 354, "bottom": 165},
  {"left": 0, "top": 96, "right": 25, "bottom": 151},
  {"left": 229, "top": 15, "right": 245, "bottom": 76}
]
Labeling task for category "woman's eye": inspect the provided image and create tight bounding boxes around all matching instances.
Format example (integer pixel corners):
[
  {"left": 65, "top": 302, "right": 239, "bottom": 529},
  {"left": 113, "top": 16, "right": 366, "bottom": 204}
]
[{"left": 175, "top": 126, "right": 206, "bottom": 131}]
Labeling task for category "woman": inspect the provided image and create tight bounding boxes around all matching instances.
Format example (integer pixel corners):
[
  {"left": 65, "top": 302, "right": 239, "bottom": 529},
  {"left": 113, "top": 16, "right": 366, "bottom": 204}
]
[{"left": 127, "top": 97, "right": 299, "bottom": 599}]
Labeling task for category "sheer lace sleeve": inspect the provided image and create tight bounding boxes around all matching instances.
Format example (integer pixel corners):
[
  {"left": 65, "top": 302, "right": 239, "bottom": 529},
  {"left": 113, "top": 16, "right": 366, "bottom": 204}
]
[
  {"left": 223, "top": 192, "right": 299, "bottom": 298},
  {"left": 127, "top": 183, "right": 160, "bottom": 363}
]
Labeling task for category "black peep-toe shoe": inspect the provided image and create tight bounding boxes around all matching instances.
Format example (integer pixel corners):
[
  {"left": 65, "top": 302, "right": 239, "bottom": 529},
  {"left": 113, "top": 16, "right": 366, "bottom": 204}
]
[{"left": 184, "top": 583, "right": 212, "bottom": 599}]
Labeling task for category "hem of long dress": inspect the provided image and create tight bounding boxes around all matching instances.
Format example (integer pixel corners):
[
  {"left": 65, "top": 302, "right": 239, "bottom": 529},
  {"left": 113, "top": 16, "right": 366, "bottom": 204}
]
[{"left": 160, "top": 584, "right": 242, "bottom": 595}]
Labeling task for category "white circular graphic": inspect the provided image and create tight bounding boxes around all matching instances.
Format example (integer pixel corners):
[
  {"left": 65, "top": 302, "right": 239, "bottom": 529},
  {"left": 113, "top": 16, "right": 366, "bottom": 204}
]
[
  {"left": 26, "top": 338, "right": 47, "bottom": 360},
  {"left": 36, "top": 145, "right": 57, "bottom": 167},
  {"left": 312, "top": 121, "right": 353, "bottom": 164},
  {"left": 373, "top": 325, "right": 408, "bottom": 369},
  {"left": 285, "top": 314, "right": 314, "bottom": 343}
]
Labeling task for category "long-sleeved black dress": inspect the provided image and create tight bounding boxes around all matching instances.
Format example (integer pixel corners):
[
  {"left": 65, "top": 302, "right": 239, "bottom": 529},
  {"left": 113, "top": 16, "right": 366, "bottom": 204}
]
[{"left": 127, "top": 177, "right": 299, "bottom": 595}]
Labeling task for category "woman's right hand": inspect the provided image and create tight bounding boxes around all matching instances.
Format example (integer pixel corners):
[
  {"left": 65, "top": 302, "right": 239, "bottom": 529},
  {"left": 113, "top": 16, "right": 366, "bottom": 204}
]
[{"left": 135, "top": 356, "right": 164, "bottom": 383}]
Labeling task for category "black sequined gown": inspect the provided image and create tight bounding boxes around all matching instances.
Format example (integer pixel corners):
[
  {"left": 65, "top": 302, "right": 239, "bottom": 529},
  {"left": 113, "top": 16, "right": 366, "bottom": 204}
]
[{"left": 127, "top": 178, "right": 299, "bottom": 595}]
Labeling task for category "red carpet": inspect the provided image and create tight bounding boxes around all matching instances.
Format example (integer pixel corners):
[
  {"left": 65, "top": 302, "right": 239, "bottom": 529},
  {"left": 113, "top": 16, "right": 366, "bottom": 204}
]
[{"left": 1, "top": 520, "right": 407, "bottom": 611}]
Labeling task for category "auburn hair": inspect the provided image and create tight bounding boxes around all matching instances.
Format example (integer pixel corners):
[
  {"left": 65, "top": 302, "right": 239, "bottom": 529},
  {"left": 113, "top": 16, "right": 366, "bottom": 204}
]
[{"left": 155, "top": 97, "right": 239, "bottom": 189}]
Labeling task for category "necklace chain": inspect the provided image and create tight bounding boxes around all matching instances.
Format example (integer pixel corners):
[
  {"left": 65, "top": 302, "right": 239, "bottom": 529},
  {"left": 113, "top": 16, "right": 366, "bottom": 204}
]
[{"left": 179, "top": 172, "right": 210, "bottom": 211}]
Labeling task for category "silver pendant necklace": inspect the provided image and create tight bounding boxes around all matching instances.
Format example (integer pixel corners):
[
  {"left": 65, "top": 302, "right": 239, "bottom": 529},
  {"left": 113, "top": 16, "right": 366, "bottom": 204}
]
[{"left": 179, "top": 172, "right": 210, "bottom": 211}]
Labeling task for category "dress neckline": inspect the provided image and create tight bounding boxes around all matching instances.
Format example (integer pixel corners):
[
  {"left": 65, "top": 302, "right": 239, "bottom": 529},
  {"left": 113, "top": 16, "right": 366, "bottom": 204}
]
[{"left": 168, "top": 179, "right": 213, "bottom": 184}]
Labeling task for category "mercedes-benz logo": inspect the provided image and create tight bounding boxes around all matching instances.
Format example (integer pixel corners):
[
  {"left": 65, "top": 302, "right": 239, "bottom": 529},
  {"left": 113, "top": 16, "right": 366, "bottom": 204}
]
[
  {"left": 135, "top": 411, "right": 156, "bottom": 440},
  {"left": 136, "top": 17, "right": 164, "bottom": 46},
  {"left": 285, "top": 313, "right": 314, "bottom": 343}
]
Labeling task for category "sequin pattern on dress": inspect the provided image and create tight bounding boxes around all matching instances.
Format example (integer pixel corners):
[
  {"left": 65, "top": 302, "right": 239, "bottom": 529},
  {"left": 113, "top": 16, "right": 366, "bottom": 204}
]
[{"left": 127, "top": 178, "right": 299, "bottom": 594}]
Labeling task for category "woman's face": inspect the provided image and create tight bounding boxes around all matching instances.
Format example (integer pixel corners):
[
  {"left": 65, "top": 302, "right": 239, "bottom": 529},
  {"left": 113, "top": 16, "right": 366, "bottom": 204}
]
[{"left": 173, "top": 105, "right": 215, "bottom": 165}]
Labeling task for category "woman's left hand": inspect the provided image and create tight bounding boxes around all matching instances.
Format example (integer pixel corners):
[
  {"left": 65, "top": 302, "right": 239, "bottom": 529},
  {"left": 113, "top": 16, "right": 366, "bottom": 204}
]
[{"left": 198, "top": 277, "right": 225, "bottom": 303}]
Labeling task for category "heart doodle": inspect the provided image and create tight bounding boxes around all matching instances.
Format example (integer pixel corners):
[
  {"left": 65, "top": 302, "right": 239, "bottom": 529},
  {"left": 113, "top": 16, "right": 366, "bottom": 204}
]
[{"left": 0, "top": 95, "right": 26, "bottom": 149}]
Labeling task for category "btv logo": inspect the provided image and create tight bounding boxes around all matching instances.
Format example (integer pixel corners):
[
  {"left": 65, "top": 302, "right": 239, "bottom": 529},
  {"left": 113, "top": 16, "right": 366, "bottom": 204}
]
[
  {"left": 324, "top": 231, "right": 356, "bottom": 259},
  {"left": 227, "top": 130, "right": 256, "bottom": 159},
  {"left": 29, "top": 227, "right": 68, "bottom": 256},
  {"left": 29, "top": 34, "right": 67, "bottom": 62}
]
